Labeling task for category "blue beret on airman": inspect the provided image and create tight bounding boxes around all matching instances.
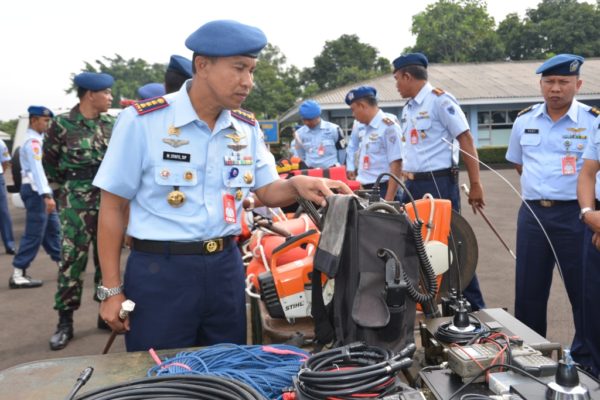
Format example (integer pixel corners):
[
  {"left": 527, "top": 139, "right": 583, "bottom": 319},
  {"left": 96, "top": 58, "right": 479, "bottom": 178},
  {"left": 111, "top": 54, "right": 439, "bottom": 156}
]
[
  {"left": 392, "top": 52, "right": 428, "bottom": 72},
  {"left": 185, "top": 20, "right": 267, "bottom": 58},
  {"left": 345, "top": 86, "right": 377, "bottom": 105},
  {"left": 27, "top": 105, "right": 54, "bottom": 118},
  {"left": 536, "top": 54, "right": 584, "bottom": 76},
  {"left": 74, "top": 72, "right": 114, "bottom": 91},
  {"left": 137, "top": 82, "right": 166, "bottom": 100},
  {"left": 299, "top": 100, "right": 321, "bottom": 119},
  {"left": 168, "top": 55, "right": 193, "bottom": 78}
]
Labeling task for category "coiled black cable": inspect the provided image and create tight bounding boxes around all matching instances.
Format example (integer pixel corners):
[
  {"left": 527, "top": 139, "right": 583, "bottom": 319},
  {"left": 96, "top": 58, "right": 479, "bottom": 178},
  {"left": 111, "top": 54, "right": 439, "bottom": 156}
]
[
  {"left": 74, "top": 375, "right": 266, "bottom": 400},
  {"left": 434, "top": 314, "right": 489, "bottom": 345},
  {"left": 296, "top": 342, "right": 416, "bottom": 399}
]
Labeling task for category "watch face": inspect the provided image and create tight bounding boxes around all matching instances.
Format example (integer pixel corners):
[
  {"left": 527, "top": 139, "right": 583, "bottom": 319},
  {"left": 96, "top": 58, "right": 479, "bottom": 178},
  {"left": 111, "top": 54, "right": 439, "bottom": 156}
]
[{"left": 96, "top": 287, "right": 107, "bottom": 300}]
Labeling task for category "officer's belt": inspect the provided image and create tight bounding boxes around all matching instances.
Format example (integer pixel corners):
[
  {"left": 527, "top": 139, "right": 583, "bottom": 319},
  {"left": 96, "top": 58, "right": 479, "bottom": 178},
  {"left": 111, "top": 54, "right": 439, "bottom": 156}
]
[
  {"left": 67, "top": 167, "right": 99, "bottom": 181},
  {"left": 403, "top": 168, "right": 452, "bottom": 181},
  {"left": 131, "top": 236, "right": 234, "bottom": 255},
  {"left": 527, "top": 199, "right": 578, "bottom": 208}
]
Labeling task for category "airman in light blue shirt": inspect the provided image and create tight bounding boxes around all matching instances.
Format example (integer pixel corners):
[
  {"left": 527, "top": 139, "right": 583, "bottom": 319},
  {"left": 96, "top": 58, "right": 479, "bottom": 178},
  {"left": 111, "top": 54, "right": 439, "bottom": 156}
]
[
  {"left": 345, "top": 86, "right": 403, "bottom": 201},
  {"left": 295, "top": 100, "right": 346, "bottom": 168}
]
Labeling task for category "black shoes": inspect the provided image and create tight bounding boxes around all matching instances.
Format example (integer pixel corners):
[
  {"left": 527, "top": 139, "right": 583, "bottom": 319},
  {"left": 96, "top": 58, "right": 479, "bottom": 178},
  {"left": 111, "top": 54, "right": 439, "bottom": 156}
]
[
  {"left": 49, "top": 310, "right": 74, "bottom": 351},
  {"left": 6, "top": 247, "right": 15, "bottom": 255},
  {"left": 9, "top": 269, "right": 43, "bottom": 289}
]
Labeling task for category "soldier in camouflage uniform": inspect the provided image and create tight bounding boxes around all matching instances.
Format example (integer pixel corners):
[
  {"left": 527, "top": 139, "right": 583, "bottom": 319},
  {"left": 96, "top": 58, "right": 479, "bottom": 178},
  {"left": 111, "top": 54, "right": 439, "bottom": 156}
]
[{"left": 44, "top": 72, "right": 116, "bottom": 351}]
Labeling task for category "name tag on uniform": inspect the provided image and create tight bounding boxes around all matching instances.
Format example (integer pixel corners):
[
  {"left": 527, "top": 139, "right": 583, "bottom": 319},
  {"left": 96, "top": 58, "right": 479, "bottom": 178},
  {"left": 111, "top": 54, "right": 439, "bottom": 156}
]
[
  {"left": 163, "top": 152, "right": 191, "bottom": 162},
  {"left": 524, "top": 129, "right": 539, "bottom": 134}
]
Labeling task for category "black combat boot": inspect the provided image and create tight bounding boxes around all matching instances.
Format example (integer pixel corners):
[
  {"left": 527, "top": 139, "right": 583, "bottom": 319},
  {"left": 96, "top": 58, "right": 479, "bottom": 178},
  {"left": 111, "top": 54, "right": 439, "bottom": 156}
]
[{"left": 49, "top": 310, "right": 74, "bottom": 350}]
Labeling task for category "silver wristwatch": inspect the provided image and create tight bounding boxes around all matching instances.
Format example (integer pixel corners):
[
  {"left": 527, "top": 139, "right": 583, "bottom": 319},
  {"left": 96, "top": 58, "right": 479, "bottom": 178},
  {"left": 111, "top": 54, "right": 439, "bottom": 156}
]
[
  {"left": 579, "top": 207, "right": 594, "bottom": 221},
  {"left": 96, "top": 284, "right": 124, "bottom": 301}
]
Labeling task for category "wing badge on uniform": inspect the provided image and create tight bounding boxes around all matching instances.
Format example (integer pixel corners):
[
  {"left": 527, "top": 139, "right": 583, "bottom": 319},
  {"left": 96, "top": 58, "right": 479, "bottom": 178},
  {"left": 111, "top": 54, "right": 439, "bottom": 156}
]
[
  {"left": 225, "top": 132, "right": 247, "bottom": 144},
  {"left": 228, "top": 144, "right": 247, "bottom": 151},
  {"left": 162, "top": 138, "right": 190, "bottom": 148},
  {"left": 567, "top": 127, "right": 586, "bottom": 133}
]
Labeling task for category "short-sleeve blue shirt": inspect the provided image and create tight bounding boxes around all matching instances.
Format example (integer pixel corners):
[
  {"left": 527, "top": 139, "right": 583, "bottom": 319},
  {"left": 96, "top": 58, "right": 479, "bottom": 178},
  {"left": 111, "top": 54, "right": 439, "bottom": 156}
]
[
  {"left": 345, "top": 110, "right": 403, "bottom": 184},
  {"left": 295, "top": 120, "right": 343, "bottom": 168},
  {"left": 0, "top": 139, "right": 10, "bottom": 174},
  {"left": 20, "top": 129, "right": 52, "bottom": 195},
  {"left": 506, "top": 100, "right": 597, "bottom": 200},
  {"left": 582, "top": 115, "right": 600, "bottom": 200},
  {"left": 93, "top": 82, "right": 279, "bottom": 241},
  {"left": 400, "top": 82, "right": 468, "bottom": 172}
]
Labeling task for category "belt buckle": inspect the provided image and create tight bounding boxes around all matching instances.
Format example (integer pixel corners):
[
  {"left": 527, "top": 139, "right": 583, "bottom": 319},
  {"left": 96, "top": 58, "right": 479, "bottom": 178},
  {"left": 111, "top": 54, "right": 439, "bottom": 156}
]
[
  {"left": 540, "top": 200, "right": 554, "bottom": 208},
  {"left": 203, "top": 238, "right": 223, "bottom": 254}
]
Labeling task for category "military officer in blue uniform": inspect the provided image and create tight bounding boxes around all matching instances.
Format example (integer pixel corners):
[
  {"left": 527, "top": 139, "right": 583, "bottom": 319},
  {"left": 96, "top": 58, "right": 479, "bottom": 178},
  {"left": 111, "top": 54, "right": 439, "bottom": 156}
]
[
  {"left": 393, "top": 52, "right": 486, "bottom": 310},
  {"left": 578, "top": 114, "right": 600, "bottom": 377},
  {"left": 165, "top": 55, "right": 193, "bottom": 94},
  {"left": 507, "top": 54, "right": 596, "bottom": 370},
  {"left": 10, "top": 106, "right": 61, "bottom": 289},
  {"left": 295, "top": 100, "right": 346, "bottom": 169},
  {"left": 0, "top": 138, "right": 16, "bottom": 254},
  {"left": 345, "top": 86, "right": 403, "bottom": 201},
  {"left": 94, "top": 20, "right": 352, "bottom": 352},
  {"left": 138, "top": 82, "right": 165, "bottom": 100}
]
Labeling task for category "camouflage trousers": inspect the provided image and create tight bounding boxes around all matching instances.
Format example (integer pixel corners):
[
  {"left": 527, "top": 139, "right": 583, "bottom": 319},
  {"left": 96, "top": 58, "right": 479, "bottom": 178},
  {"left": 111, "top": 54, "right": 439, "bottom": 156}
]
[{"left": 54, "top": 207, "right": 101, "bottom": 311}]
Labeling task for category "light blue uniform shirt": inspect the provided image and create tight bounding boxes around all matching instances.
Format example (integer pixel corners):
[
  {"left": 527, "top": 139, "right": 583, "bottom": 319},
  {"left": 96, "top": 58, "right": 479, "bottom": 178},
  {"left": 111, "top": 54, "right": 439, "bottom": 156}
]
[
  {"left": 400, "top": 82, "right": 467, "bottom": 172},
  {"left": 581, "top": 115, "right": 600, "bottom": 200},
  {"left": 0, "top": 139, "right": 10, "bottom": 174},
  {"left": 346, "top": 110, "right": 403, "bottom": 184},
  {"left": 93, "top": 83, "right": 279, "bottom": 241},
  {"left": 20, "top": 129, "right": 52, "bottom": 195},
  {"left": 507, "top": 100, "right": 596, "bottom": 200},
  {"left": 295, "top": 120, "right": 344, "bottom": 168}
]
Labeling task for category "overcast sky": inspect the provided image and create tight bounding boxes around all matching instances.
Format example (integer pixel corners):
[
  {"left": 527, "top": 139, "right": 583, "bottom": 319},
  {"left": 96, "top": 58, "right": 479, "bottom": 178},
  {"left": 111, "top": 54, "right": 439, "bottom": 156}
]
[{"left": 0, "top": 0, "right": 592, "bottom": 120}]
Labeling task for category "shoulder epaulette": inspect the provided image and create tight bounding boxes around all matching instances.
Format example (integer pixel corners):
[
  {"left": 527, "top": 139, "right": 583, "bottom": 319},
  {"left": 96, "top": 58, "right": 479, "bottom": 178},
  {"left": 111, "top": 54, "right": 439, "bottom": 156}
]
[
  {"left": 588, "top": 106, "right": 600, "bottom": 117},
  {"left": 517, "top": 105, "right": 534, "bottom": 117},
  {"left": 133, "top": 97, "right": 169, "bottom": 115},
  {"left": 231, "top": 109, "right": 256, "bottom": 126},
  {"left": 432, "top": 88, "right": 445, "bottom": 96},
  {"left": 382, "top": 117, "right": 395, "bottom": 126}
]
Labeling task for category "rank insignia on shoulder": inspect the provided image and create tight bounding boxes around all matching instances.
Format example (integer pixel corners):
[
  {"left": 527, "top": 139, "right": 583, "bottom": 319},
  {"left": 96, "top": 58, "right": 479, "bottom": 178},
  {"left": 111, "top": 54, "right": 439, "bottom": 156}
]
[
  {"left": 382, "top": 117, "right": 395, "bottom": 126},
  {"left": 518, "top": 105, "right": 534, "bottom": 117},
  {"left": 432, "top": 88, "right": 445, "bottom": 96},
  {"left": 231, "top": 109, "right": 256, "bottom": 126},
  {"left": 589, "top": 106, "right": 600, "bottom": 117},
  {"left": 134, "top": 97, "right": 169, "bottom": 115}
]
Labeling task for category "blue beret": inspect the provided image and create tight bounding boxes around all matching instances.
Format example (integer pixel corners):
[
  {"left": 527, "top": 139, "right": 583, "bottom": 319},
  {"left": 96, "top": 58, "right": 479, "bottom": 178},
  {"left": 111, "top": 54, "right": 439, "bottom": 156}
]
[
  {"left": 74, "top": 72, "right": 114, "bottom": 91},
  {"left": 28, "top": 105, "right": 54, "bottom": 118},
  {"left": 392, "top": 52, "right": 428, "bottom": 72},
  {"left": 185, "top": 20, "right": 267, "bottom": 58},
  {"left": 536, "top": 54, "right": 584, "bottom": 76},
  {"left": 138, "top": 82, "right": 166, "bottom": 100},
  {"left": 299, "top": 100, "right": 321, "bottom": 119},
  {"left": 168, "top": 55, "right": 193, "bottom": 78},
  {"left": 345, "top": 86, "right": 377, "bottom": 105}
]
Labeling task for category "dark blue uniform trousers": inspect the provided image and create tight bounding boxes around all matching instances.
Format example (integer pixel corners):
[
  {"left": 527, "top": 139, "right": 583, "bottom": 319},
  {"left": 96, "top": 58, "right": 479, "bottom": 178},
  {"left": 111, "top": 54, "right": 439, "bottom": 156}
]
[
  {"left": 582, "top": 227, "right": 600, "bottom": 375},
  {"left": 402, "top": 175, "right": 486, "bottom": 310},
  {"left": 12, "top": 184, "right": 61, "bottom": 269},
  {"left": 0, "top": 173, "right": 15, "bottom": 252},
  {"left": 515, "top": 202, "right": 590, "bottom": 366},
  {"left": 124, "top": 242, "right": 246, "bottom": 352}
]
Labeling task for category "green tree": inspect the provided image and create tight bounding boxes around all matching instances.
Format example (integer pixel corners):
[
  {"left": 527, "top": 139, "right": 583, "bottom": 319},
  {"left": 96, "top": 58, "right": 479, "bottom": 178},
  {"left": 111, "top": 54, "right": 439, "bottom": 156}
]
[
  {"left": 302, "top": 34, "right": 391, "bottom": 91},
  {"left": 408, "top": 0, "right": 504, "bottom": 63},
  {"left": 69, "top": 54, "right": 166, "bottom": 107},
  {"left": 0, "top": 119, "right": 18, "bottom": 139},
  {"left": 498, "top": 0, "right": 600, "bottom": 60},
  {"left": 245, "top": 44, "right": 302, "bottom": 119}
]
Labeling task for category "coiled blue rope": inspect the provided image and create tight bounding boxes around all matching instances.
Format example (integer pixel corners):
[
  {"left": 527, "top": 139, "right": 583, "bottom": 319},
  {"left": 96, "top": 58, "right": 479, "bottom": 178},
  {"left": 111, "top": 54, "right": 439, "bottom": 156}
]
[{"left": 147, "top": 343, "right": 308, "bottom": 400}]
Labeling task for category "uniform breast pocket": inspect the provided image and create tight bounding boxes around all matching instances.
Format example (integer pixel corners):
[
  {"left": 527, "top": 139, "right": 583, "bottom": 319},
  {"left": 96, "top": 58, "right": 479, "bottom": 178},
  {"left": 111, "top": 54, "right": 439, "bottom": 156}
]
[
  {"left": 367, "top": 138, "right": 383, "bottom": 154},
  {"left": 222, "top": 166, "right": 256, "bottom": 188},
  {"left": 150, "top": 164, "right": 201, "bottom": 216},
  {"left": 66, "top": 132, "right": 93, "bottom": 162},
  {"left": 415, "top": 119, "right": 431, "bottom": 132},
  {"left": 322, "top": 138, "right": 335, "bottom": 149},
  {"left": 520, "top": 133, "right": 541, "bottom": 146}
]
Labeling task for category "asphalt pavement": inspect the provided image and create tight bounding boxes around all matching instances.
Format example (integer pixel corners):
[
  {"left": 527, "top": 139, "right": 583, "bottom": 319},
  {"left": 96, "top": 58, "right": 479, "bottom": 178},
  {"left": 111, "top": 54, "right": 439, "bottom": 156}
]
[{"left": 0, "top": 167, "right": 575, "bottom": 372}]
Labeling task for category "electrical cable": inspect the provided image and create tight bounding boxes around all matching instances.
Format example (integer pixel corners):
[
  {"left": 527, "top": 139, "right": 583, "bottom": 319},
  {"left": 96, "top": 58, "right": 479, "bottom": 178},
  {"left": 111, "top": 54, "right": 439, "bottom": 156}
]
[
  {"left": 296, "top": 342, "right": 416, "bottom": 399},
  {"left": 73, "top": 375, "right": 265, "bottom": 400},
  {"left": 146, "top": 344, "right": 308, "bottom": 400},
  {"left": 434, "top": 314, "right": 489, "bottom": 345}
]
